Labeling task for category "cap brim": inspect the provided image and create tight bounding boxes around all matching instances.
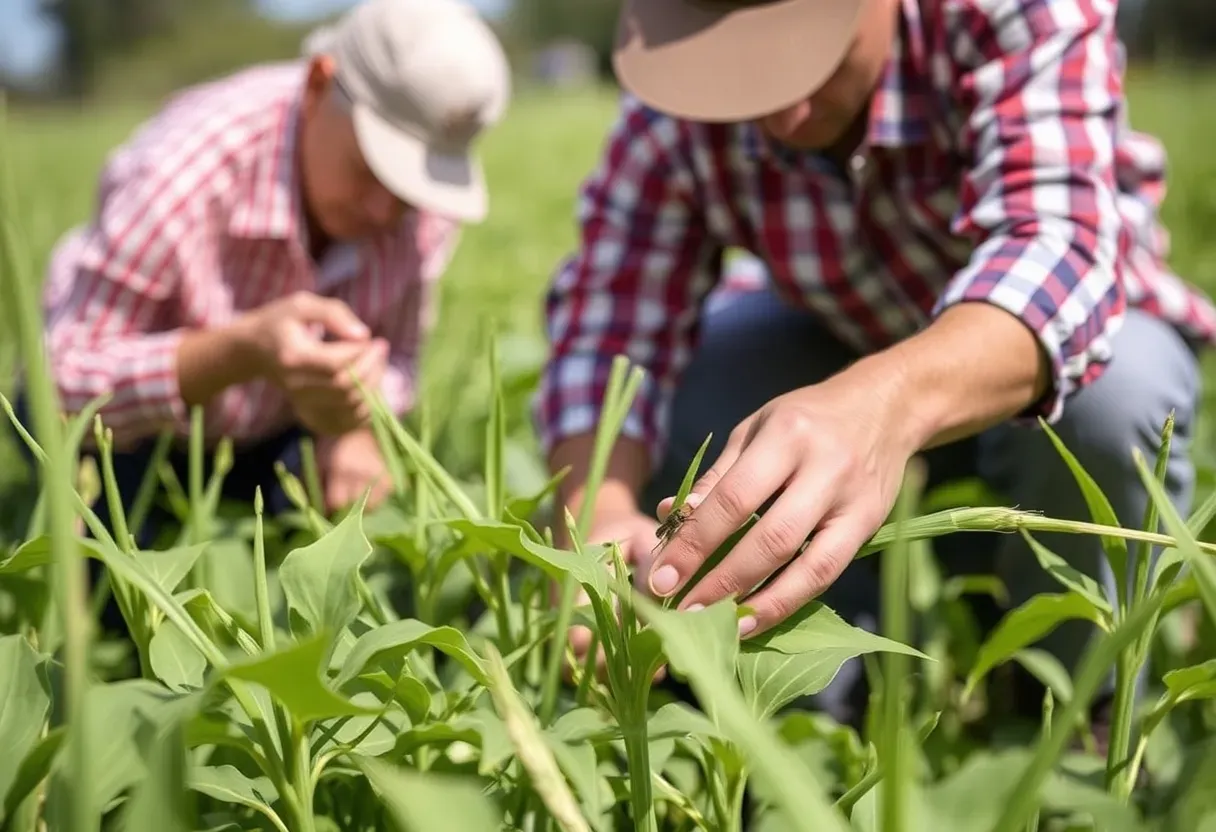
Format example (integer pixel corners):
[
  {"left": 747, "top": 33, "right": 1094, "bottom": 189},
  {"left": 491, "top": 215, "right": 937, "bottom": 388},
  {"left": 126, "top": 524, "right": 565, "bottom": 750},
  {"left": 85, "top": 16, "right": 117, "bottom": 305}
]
[
  {"left": 352, "top": 102, "right": 487, "bottom": 223},
  {"left": 613, "top": 0, "right": 864, "bottom": 123}
]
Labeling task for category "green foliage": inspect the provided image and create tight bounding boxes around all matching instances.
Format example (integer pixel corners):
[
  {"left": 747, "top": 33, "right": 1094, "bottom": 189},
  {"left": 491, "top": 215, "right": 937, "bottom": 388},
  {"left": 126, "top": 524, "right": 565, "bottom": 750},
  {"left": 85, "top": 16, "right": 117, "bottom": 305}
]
[{"left": 2, "top": 76, "right": 1216, "bottom": 831}]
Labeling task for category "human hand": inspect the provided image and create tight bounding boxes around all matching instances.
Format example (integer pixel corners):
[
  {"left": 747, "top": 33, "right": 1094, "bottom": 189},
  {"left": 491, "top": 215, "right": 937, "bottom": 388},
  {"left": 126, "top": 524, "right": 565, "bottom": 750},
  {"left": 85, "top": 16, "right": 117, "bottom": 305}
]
[
  {"left": 646, "top": 373, "right": 918, "bottom": 639},
  {"left": 236, "top": 291, "right": 387, "bottom": 435},
  {"left": 317, "top": 427, "right": 392, "bottom": 514}
]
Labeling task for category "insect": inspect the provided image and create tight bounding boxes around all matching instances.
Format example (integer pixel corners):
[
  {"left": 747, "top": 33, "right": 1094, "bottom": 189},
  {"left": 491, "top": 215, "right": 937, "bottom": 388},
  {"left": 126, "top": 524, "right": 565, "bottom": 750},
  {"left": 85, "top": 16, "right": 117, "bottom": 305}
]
[{"left": 650, "top": 500, "right": 694, "bottom": 558}]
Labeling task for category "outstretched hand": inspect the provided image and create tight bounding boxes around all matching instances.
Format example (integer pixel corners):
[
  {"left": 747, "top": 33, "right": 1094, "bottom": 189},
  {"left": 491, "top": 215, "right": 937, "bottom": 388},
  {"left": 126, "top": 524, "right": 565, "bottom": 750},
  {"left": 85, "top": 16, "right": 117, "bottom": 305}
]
[{"left": 645, "top": 372, "right": 918, "bottom": 638}]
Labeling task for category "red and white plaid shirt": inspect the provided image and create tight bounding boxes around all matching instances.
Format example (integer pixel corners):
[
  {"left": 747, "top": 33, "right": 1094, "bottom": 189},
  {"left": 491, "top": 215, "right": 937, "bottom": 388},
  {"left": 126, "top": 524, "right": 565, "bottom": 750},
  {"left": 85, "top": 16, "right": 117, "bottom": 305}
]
[
  {"left": 535, "top": 0, "right": 1216, "bottom": 469},
  {"left": 43, "top": 62, "right": 460, "bottom": 450}
]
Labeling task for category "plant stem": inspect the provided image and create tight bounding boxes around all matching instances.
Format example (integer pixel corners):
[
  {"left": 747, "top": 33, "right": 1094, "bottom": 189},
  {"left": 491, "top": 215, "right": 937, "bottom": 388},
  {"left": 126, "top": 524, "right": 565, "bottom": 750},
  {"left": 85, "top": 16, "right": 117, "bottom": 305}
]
[
  {"left": 0, "top": 113, "right": 96, "bottom": 832},
  {"left": 290, "top": 721, "right": 318, "bottom": 832},
  {"left": 621, "top": 717, "right": 658, "bottom": 832}
]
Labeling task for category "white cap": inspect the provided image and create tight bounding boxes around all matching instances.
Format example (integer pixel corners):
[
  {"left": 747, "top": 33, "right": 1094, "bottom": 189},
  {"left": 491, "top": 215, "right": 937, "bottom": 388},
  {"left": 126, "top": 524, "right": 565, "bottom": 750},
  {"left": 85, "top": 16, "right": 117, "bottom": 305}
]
[{"left": 304, "top": 0, "right": 511, "bottom": 223}]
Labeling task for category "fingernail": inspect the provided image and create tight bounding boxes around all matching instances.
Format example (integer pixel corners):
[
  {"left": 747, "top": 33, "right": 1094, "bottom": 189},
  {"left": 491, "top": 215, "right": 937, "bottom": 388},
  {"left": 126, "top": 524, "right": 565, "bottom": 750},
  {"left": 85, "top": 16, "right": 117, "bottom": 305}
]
[
  {"left": 685, "top": 603, "right": 704, "bottom": 612},
  {"left": 650, "top": 565, "right": 680, "bottom": 596},
  {"left": 738, "top": 616, "right": 757, "bottom": 637},
  {"left": 684, "top": 493, "right": 704, "bottom": 508}
]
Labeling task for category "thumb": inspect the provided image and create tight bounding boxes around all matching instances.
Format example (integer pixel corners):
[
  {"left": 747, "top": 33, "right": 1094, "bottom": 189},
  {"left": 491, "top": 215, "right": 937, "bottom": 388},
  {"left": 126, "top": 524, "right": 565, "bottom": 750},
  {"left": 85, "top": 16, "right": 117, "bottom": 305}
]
[{"left": 291, "top": 293, "right": 370, "bottom": 341}]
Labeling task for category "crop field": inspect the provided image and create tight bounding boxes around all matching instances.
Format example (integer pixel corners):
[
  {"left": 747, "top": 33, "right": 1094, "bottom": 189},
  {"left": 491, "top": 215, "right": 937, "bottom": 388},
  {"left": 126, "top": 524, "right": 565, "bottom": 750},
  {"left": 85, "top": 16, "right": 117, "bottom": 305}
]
[{"left": 2, "top": 68, "right": 1216, "bottom": 831}]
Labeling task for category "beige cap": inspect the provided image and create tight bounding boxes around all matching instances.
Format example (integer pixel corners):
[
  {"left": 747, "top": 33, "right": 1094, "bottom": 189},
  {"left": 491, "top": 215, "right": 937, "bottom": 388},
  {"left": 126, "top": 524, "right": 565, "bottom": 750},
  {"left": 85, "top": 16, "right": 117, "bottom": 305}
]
[
  {"left": 305, "top": 0, "right": 511, "bottom": 223},
  {"left": 613, "top": 0, "right": 864, "bottom": 123}
]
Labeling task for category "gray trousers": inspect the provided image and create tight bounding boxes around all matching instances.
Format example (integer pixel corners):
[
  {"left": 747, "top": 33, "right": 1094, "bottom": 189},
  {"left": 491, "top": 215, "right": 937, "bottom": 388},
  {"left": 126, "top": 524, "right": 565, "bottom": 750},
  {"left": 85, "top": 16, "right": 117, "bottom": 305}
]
[{"left": 641, "top": 286, "right": 1201, "bottom": 722}]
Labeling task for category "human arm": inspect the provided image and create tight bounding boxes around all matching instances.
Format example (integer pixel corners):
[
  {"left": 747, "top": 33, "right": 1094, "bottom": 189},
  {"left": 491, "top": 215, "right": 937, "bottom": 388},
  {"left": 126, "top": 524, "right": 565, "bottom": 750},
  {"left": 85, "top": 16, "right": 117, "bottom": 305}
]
[
  {"left": 535, "top": 96, "right": 724, "bottom": 540},
  {"left": 644, "top": 0, "right": 1128, "bottom": 634}
]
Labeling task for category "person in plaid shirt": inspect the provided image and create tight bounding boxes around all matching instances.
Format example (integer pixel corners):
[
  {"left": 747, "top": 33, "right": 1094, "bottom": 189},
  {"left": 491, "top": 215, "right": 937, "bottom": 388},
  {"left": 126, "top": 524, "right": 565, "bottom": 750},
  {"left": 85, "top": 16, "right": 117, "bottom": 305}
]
[
  {"left": 537, "top": 0, "right": 1216, "bottom": 728},
  {"left": 25, "top": 0, "right": 509, "bottom": 542}
]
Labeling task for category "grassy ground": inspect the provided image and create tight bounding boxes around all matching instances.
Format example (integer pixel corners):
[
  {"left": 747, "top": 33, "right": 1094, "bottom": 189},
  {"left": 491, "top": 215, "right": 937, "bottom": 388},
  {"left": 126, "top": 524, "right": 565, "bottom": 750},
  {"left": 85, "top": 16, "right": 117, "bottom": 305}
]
[{"left": 4, "top": 68, "right": 1216, "bottom": 509}]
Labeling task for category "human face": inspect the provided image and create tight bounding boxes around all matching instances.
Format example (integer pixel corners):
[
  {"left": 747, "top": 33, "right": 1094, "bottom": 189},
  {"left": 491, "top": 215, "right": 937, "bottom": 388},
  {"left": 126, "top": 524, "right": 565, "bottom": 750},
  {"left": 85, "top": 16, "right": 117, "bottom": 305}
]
[
  {"left": 297, "top": 56, "right": 412, "bottom": 242},
  {"left": 756, "top": 0, "right": 898, "bottom": 151}
]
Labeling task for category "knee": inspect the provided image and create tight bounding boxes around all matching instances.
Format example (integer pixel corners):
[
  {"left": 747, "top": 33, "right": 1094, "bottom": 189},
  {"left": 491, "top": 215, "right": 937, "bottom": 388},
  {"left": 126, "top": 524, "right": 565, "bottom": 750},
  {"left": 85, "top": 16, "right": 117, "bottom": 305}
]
[{"left": 1051, "top": 311, "right": 1200, "bottom": 479}]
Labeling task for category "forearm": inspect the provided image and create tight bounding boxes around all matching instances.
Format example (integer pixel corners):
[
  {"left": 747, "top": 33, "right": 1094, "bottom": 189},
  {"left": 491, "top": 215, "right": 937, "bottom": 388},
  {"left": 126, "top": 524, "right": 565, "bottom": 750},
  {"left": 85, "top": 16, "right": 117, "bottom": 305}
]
[
  {"left": 176, "top": 322, "right": 262, "bottom": 408},
  {"left": 852, "top": 301, "right": 1051, "bottom": 454},
  {"left": 548, "top": 432, "right": 651, "bottom": 541}
]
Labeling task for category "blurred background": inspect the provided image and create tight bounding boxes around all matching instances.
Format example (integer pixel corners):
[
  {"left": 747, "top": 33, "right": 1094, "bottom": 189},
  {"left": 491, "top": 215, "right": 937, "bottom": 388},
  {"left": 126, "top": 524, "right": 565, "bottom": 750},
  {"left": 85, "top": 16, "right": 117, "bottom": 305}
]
[{"left": 1, "top": 0, "right": 1215, "bottom": 535}]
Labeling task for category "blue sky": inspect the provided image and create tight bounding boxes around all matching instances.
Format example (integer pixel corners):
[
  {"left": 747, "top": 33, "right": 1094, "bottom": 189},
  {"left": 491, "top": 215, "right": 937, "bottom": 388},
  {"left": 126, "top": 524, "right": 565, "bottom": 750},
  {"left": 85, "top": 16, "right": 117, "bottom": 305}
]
[{"left": 0, "top": 0, "right": 507, "bottom": 79}]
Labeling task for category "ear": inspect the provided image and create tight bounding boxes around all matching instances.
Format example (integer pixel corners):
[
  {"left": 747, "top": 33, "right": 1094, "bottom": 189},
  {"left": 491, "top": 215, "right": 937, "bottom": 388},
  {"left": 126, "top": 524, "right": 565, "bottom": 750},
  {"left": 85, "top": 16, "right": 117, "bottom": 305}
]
[{"left": 301, "top": 55, "right": 337, "bottom": 115}]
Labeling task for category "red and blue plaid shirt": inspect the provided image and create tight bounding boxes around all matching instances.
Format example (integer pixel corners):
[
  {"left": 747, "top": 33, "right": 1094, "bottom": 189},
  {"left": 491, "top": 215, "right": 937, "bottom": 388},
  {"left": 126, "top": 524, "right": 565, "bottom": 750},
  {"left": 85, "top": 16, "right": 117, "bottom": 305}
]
[
  {"left": 535, "top": 0, "right": 1216, "bottom": 469},
  {"left": 42, "top": 63, "right": 460, "bottom": 451}
]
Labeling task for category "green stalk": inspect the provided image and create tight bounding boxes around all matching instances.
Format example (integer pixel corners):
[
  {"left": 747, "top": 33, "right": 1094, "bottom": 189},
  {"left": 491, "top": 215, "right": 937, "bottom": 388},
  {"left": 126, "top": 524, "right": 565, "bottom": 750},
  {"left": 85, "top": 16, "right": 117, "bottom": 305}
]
[
  {"left": 1106, "top": 413, "right": 1174, "bottom": 798},
  {"left": 0, "top": 104, "right": 96, "bottom": 832},
  {"left": 540, "top": 356, "right": 645, "bottom": 726},
  {"left": 878, "top": 461, "right": 922, "bottom": 832},
  {"left": 291, "top": 720, "right": 319, "bottom": 832}
]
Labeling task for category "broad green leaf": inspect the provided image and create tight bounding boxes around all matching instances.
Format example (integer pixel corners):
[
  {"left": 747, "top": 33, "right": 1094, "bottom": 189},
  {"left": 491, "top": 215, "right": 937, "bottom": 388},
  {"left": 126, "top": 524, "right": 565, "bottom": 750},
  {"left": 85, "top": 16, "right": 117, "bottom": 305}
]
[
  {"left": 132, "top": 542, "right": 211, "bottom": 594},
  {"left": 1164, "top": 660, "right": 1216, "bottom": 704},
  {"left": 1020, "top": 530, "right": 1113, "bottom": 617},
  {"left": 350, "top": 754, "right": 501, "bottom": 831},
  {"left": 445, "top": 517, "right": 610, "bottom": 601},
  {"left": 738, "top": 603, "right": 930, "bottom": 719},
  {"left": 278, "top": 497, "right": 373, "bottom": 655},
  {"left": 218, "top": 634, "right": 377, "bottom": 724},
  {"left": 1039, "top": 419, "right": 1130, "bottom": 596},
  {"left": 635, "top": 596, "right": 852, "bottom": 832},
  {"left": 0, "top": 535, "right": 55, "bottom": 573},
  {"left": 189, "top": 765, "right": 281, "bottom": 828},
  {"left": 484, "top": 645, "right": 591, "bottom": 832},
  {"left": 150, "top": 620, "right": 207, "bottom": 692},
  {"left": 334, "top": 618, "right": 488, "bottom": 689},
  {"left": 963, "top": 593, "right": 1104, "bottom": 699},
  {"left": 0, "top": 636, "right": 51, "bottom": 812},
  {"left": 119, "top": 718, "right": 192, "bottom": 832},
  {"left": 2, "top": 726, "right": 64, "bottom": 821},
  {"left": 912, "top": 749, "right": 1144, "bottom": 832}
]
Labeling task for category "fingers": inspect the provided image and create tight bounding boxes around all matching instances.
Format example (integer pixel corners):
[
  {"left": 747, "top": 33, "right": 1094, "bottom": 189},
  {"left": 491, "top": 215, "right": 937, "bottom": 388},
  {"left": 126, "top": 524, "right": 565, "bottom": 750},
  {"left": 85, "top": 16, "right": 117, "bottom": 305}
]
[
  {"left": 739, "top": 510, "right": 876, "bottom": 638},
  {"left": 289, "top": 292, "right": 370, "bottom": 342},
  {"left": 676, "top": 471, "right": 832, "bottom": 613},
  {"left": 647, "top": 428, "right": 795, "bottom": 599}
]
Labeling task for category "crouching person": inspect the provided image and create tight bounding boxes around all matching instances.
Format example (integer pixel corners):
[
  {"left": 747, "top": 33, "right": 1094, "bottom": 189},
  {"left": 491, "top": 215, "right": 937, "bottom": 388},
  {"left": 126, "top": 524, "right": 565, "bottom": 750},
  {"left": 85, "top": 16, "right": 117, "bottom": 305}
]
[{"left": 21, "top": 0, "right": 510, "bottom": 551}]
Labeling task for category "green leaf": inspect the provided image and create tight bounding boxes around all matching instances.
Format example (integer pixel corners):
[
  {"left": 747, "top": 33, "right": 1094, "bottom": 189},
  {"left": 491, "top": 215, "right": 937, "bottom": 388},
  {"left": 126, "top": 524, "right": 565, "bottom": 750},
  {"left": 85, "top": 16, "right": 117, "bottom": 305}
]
[
  {"left": 132, "top": 543, "right": 211, "bottom": 594},
  {"left": 445, "top": 517, "right": 610, "bottom": 600},
  {"left": 150, "top": 620, "right": 207, "bottom": 693},
  {"left": 1038, "top": 419, "right": 1130, "bottom": 598},
  {"left": 333, "top": 618, "right": 488, "bottom": 689},
  {"left": 1132, "top": 447, "right": 1216, "bottom": 626},
  {"left": 119, "top": 717, "right": 193, "bottom": 832},
  {"left": 484, "top": 645, "right": 591, "bottom": 832},
  {"left": 739, "top": 602, "right": 930, "bottom": 719},
  {"left": 1164, "top": 660, "right": 1216, "bottom": 704},
  {"left": 2, "top": 726, "right": 64, "bottom": 821},
  {"left": 672, "top": 433, "right": 713, "bottom": 508},
  {"left": 350, "top": 754, "right": 501, "bottom": 831},
  {"left": 963, "top": 592, "right": 1105, "bottom": 700},
  {"left": 1012, "top": 648, "right": 1075, "bottom": 706},
  {"left": 278, "top": 496, "right": 373, "bottom": 656},
  {"left": 217, "top": 634, "right": 377, "bottom": 724},
  {"left": 635, "top": 597, "right": 852, "bottom": 832},
  {"left": 0, "top": 636, "right": 51, "bottom": 814},
  {"left": 189, "top": 765, "right": 282, "bottom": 829},
  {"left": 1020, "top": 530, "right": 1113, "bottom": 617}
]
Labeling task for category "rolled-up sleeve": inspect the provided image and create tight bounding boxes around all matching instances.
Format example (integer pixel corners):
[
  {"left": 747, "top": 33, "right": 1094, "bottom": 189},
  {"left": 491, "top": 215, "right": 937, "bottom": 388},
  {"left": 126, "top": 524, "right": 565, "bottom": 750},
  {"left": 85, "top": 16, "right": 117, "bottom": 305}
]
[
  {"left": 533, "top": 95, "right": 724, "bottom": 470},
  {"left": 935, "top": 0, "right": 1127, "bottom": 423}
]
